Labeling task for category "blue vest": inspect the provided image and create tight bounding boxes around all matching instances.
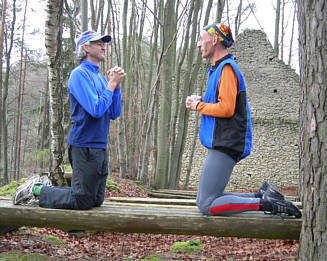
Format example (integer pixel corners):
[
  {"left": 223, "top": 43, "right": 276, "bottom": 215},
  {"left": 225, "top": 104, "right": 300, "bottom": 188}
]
[{"left": 199, "top": 56, "right": 252, "bottom": 162}]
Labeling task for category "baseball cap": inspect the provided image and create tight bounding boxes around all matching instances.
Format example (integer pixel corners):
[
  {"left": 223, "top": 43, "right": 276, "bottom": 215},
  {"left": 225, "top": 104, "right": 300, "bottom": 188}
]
[{"left": 76, "top": 30, "right": 112, "bottom": 51}]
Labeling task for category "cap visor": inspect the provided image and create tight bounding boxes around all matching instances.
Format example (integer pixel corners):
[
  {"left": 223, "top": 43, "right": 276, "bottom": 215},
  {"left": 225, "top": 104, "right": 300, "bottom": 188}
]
[{"left": 90, "top": 34, "right": 111, "bottom": 43}]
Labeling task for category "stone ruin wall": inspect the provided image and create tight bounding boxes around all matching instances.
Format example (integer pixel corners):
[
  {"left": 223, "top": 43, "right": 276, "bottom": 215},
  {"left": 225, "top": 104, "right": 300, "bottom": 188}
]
[{"left": 180, "top": 29, "right": 300, "bottom": 191}]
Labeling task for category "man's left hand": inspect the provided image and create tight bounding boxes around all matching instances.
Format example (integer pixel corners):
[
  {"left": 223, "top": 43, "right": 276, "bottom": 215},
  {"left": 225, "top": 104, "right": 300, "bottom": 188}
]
[{"left": 186, "top": 95, "right": 201, "bottom": 111}]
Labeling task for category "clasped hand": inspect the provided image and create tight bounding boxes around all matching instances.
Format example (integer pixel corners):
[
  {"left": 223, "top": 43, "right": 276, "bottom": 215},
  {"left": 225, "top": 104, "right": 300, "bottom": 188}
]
[
  {"left": 106, "top": 66, "right": 126, "bottom": 90},
  {"left": 185, "top": 94, "right": 202, "bottom": 111}
]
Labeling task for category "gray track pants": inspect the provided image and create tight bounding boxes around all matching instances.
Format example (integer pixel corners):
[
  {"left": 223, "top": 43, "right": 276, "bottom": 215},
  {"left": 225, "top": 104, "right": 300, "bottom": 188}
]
[{"left": 196, "top": 149, "right": 260, "bottom": 215}]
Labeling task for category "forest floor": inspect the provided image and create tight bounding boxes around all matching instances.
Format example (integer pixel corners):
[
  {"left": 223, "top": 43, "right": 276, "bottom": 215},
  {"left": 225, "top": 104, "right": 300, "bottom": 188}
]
[{"left": 0, "top": 174, "right": 299, "bottom": 261}]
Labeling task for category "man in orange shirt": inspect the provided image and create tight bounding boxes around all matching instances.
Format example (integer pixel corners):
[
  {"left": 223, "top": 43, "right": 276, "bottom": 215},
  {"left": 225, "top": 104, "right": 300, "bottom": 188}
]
[{"left": 186, "top": 23, "right": 301, "bottom": 218}]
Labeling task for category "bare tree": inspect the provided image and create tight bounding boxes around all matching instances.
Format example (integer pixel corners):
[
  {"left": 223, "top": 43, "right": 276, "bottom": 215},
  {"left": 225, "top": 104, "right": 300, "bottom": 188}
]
[
  {"left": 274, "top": 0, "right": 281, "bottom": 55},
  {"left": 234, "top": 0, "right": 242, "bottom": 35},
  {"left": 288, "top": 0, "right": 297, "bottom": 65},
  {"left": 90, "top": 0, "right": 104, "bottom": 31},
  {"left": 154, "top": 0, "right": 177, "bottom": 188},
  {"left": 0, "top": 0, "right": 8, "bottom": 185},
  {"left": 280, "top": 0, "right": 286, "bottom": 60},
  {"left": 14, "top": 0, "right": 28, "bottom": 180},
  {"left": 45, "top": 0, "right": 65, "bottom": 186},
  {"left": 37, "top": 68, "right": 49, "bottom": 170},
  {"left": 216, "top": 0, "right": 225, "bottom": 22},
  {"left": 81, "top": 0, "right": 88, "bottom": 31},
  {"left": 297, "top": 0, "right": 327, "bottom": 259}
]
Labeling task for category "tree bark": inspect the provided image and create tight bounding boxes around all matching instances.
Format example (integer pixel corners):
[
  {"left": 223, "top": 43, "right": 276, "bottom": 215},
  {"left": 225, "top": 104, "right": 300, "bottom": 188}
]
[
  {"left": 0, "top": 0, "right": 11, "bottom": 185},
  {"left": 37, "top": 68, "right": 50, "bottom": 170},
  {"left": 45, "top": 0, "right": 65, "bottom": 186},
  {"left": 297, "top": 0, "right": 327, "bottom": 260},
  {"left": 0, "top": 0, "right": 6, "bottom": 185},
  {"left": 168, "top": 0, "right": 195, "bottom": 188},
  {"left": 288, "top": 1, "right": 296, "bottom": 66},
  {"left": 168, "top": 0, "right": 212, "bottom": 189},
  {"left": 14, "top": 0, "right": 27, "bottom": 180},
  {"left": 234, "top": 0, "right": 242, "bottom": 36},
  {"left": 216, "top": 0, "right": 225, "bottom": 22},
  {"left": 80, "top": 0, "right": 88, "bottom": 31},
  {"left": 274, "top": 0, "right": 281, "bottom": 56},
  {"left": 280, "top": 0, "right": 285, "bottom": 60},
  {"left": 137, "top": 0, "right": 159, "bottom": 182},
  {"left": 154, "top": 0, "right": 176, "bottom": 189},
  {"left": 116, "top": 0, "right": 129, "bottom": 178}
]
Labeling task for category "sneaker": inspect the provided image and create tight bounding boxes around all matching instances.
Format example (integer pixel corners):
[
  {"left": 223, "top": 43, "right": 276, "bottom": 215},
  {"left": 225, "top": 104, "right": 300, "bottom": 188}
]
[
  {"left": 258, "top": 181, "right": 285, "bottom": 201},
  {"left": 12, "top": 175, "right": 42, "bottom": 205},
  {"left": 262, "top": 196, "right": 302, "bottom": 218},
  {"left": 40, "top": 174, "right": 52, "bottom": 187}
]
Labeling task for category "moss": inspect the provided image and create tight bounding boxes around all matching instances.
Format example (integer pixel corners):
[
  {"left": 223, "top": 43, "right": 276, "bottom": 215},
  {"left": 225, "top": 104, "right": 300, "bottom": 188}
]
[
  {"left": 106, "top": 177, "right": 120, "bottom": 192},
  {"left": 134, "top": 180, "right": 148, "bottom": 193},
  {"left": 44, "top": 235, "right": 66, "bottom": 247},
  {"left": 0, "top": 178, "right": 26, "bottom": 197},
  {"left": 0, "top": 251, "right": 51, "bottom": 260},
  {"left": 140, "top": 254, "right": 163, "bottom": 261},
  {"left": 62, "top": 164, "right": 72, "bottom": 172},
  {"left": 126, "top": 179, "right": 148, "bottom": 194},
  {"left": 170, "top": 240, "right": 203, "bottom": 254}
]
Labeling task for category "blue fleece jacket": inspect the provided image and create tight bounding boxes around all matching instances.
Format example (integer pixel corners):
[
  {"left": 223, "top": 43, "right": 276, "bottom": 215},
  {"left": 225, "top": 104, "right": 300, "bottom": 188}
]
[{"left": 67, "top": 60, "right": 121, "bottom": 149}]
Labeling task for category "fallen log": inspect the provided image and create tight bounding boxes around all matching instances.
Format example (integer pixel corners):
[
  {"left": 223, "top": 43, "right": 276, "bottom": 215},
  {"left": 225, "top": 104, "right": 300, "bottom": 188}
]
[
  {"left": 109, "top": 197, "right": 196, "bottom": 206},
  {"left": 148, "top": 189, "right": 297, "bottom": 202},
  {"left": 0, "top": 197, "right": 301, "bottom": 240},
  {"left": 109, "top": 197, "right": 302, "bottom": 208}
]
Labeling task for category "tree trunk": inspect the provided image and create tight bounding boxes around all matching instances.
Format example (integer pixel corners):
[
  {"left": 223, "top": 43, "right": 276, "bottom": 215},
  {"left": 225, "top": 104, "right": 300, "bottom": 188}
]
[
  {"left": 216, "top": 0, "right": 225, "bottom": 22},
  {"left": 280, "top": 0, "right": 285, "bottom": 60},
  {"left": 137, "top": 0, "right": 159, "bottom": 182},
  {"left": 14, "top": 0, "right": 28, "bottom": 180},
  {"left": 288, "top": 1, "right": 296, "bottom": 66},
  {"left": 297, "top": 0, "right": 327, "bottom": 260},
  {"left": 80, "top": 0, "right": 88, "bottom": 31},
  {"left": 154, "top": 0, "right": 176, "bottom": 189},
  {"left": 225, "top": 0, "right": 230, "bottom": 27},
  {"left": 117, "top": 0, "right": 129, "bottom": 178},
  {"left": 0, "top": 0, "right": 6, "bottom": 185},
  {"left": 38, "top": 68, "right": 50, "bottom": 170},
  {"left": 168, "top": 0, "right": 212, "bottom": 189},
  {"left": 0, "top": 0, "right": 14, "bottom": 185},
  {"left": 168, "top": 0, "right": 201, "bottom": 189},
  {"left": 183, "top": 114, "right": 199, "bottom": 189},
  {"left": 234, "top": 0, "right": 242, "bottom": 36},
  {"left": 274, "top": 0, "right": 281, "bottom": 56},
  {"left": 168, "top": 0, "right": 195, "bottom": 188},
  {"left": 45, "top": 0, "right": 65, "bottom": 186}
]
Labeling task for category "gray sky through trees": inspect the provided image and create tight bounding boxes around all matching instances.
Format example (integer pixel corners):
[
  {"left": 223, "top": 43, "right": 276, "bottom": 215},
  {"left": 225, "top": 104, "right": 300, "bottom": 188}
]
[{"left": 25, "top": 0, "right": 298, "bottom": 72}]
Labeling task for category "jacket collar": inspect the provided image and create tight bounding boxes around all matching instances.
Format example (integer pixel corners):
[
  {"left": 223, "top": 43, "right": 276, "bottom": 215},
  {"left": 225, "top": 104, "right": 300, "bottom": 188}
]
[
  {"left": 210, "top": 54, "right": 233, "bottom": 71},
  {"left": 80, "top": 60, "right": 99, "bottom": 72}
]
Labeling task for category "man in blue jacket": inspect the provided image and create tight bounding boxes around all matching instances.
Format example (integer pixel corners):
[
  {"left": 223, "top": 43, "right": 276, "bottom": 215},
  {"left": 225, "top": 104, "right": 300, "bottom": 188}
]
[{"left": 13, "top": 31, "right": 125, "bottom": 210}]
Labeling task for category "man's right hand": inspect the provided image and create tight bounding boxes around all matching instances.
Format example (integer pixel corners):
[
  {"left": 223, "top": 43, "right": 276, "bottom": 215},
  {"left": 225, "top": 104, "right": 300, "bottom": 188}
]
[{"left": 107, "top": 66, "right": 126, "bottom": 91}]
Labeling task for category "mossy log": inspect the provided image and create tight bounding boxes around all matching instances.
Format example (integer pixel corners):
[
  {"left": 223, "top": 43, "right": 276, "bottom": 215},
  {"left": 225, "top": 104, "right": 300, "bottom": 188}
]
[{"left": 0, "top": 197, "right": 301, "bottom": 240}]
